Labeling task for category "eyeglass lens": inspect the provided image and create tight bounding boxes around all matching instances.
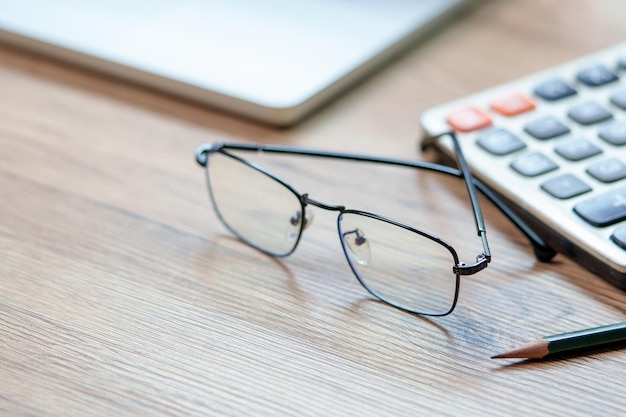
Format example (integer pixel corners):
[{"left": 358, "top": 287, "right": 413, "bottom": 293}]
[
  {"left": 207, "top": 151, "right": 305, "bottom": 257},
  {"left": 339, "top": 212, "right": 459, "bottom": 315},
  {"left": 205, "top": 150, "right": 460, "bottom": 315}
]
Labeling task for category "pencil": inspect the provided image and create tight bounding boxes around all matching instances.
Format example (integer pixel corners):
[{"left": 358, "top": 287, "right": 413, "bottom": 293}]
[{"left": 491, "top": 321, "right": 626, "bottom": 359}]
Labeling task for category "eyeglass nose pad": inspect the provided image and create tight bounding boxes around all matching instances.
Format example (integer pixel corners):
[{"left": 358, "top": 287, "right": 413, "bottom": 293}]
[
  {"left": 286, "top": 210, "right": 314, "bottom": 241},
  {"left": 343, "top": 228, "right": 371, "bottom": 265}
]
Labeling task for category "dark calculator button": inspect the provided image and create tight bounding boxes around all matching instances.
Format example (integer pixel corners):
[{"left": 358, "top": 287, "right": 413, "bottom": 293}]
[
  {"left": 524, "top": 116, "right": 570, "bottom": 140},
  {"left": 619, "top": 56, "right": 626, "bottom": 71},
  {"left": 541, "top": 174, "right": 591, "bottom": 199},
  {"left": 574, "top": 185, "right": 626, "bottom": 227},
  {"left": 476, "top": 128, "right": 526, "bottom": 155},
  {"left": 554, "top": 136, "right": 602, "bottom": 161},
  {"left": 611, "top": 224, "right": 626, "bottom": 250},
  {"left": 586, "top": 158, "right": 626, "bottom": 183},
  {"left": 533, "top": 78, "right": 577, "bottom": 101},
  {"left": 567, "top": 102, "right": 612, "bottom": 125},
  {"left": 511, "top": 152, "right": 558, "bottom": 177},
  {"left": 576, "top": 65, "right": 619, "bottom": 87},
  {"left": 598, "top": 120, "right": 626, "bottom": 146},
  {"left": 610, "top": 89, "right": 626, "bottom": 110}
]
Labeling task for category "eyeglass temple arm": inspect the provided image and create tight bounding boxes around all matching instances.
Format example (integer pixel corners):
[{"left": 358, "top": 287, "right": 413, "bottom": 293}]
[
  {"left": 442, "top": 132, "right": 490, "bottom": 259},
  {"left": 415, "top": 131, "right": 491, "bottom": 275},
  {"left": 421, "top": 133, "right": 556, "bottom": 263},
  {"left": 195, "top": 142, "right": 556, "bottom": 263},
  {"left": 472, "top": 178, "right": 556, "bottom": 262}
]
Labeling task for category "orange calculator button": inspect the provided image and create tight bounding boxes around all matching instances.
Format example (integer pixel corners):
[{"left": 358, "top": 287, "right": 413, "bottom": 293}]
[
  {"left": 491, "top": 92, "right": 535, "bottom": 116},
  {"left": 446, "top": 106, "right": 492, "bottom": 132}
]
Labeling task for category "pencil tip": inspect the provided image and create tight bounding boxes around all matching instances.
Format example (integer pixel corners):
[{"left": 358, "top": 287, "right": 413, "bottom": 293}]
[{"left": 490, "top": 339, "right": 550, "bottom": 360}]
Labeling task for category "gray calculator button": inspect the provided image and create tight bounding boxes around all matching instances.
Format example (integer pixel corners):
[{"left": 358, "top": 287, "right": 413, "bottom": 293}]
[
  {"left": 574, "top": 185, "right": 626, "bottom": 227},
  {"left": 576, "top": 65, "right": 619, "bottom": 87},
  {"left": 533, "top": 78, "right": 577, "bottom": 101},
  {"left": 611, "top": 224, "right": 626, "bottom": 250},
  {"left": 586, "top": 158, "right": 626, "bottom": 183},
  {"left": 554, "top": 136, "right": 602, "bottom": 161},
  {"left": 524, "top": 116, "right": 570, "bottom": 140},
  {"left": 541, "top": 174, "right": 591, "bottom": 199},
  {"left": 598, "top": 120, "right": 626, "bottom": 146},
  {"left": 610, "top": 89, "right": 626, "bottom": 110},
  {"left": 567, "top": 102, "right": 613, "bottom": 125},
  {"left": 476, "top": 129, "right": 526, "bottom": 155},
  {"left": 511, "top": 152, "right": 558, "bottom": 177}
]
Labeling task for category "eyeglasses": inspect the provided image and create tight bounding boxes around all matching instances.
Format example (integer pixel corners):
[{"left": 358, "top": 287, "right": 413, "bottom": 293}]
[{"left": 195, "top": 133, "right": 555, "bottom": 316}]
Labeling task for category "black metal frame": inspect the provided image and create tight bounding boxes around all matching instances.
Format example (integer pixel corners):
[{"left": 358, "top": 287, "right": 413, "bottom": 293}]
[{"left": 195, "top": 133, "right": 556, "bottom": 316}]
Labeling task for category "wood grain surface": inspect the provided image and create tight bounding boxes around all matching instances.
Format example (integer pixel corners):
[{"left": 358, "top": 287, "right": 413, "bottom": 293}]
[{"left": 2, "top": 1, "right": 626, "bottom": 416}]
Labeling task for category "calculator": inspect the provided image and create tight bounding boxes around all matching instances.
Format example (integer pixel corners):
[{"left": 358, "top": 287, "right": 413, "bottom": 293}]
[{"left": 420, "top": 41, "right": 626, "bottom": 290}]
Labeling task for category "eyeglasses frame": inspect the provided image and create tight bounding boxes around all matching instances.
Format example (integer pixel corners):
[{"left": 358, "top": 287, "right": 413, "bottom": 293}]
[{"left": 195, "top": 132, "right": 556, "bottom": 315}]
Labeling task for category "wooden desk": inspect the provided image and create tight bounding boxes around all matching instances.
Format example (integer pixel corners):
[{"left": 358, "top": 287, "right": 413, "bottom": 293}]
[{"left": 2, "top": 1, "right": 626, "bottom": 415}]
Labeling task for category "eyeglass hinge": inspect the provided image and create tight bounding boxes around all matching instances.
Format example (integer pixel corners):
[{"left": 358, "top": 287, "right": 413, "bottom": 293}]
[
  {"left": 453, "top": 253, "right": 490, "bottom": 276},
  {"left": 195, "top": 143, "right": 224, "bottom": 166}
]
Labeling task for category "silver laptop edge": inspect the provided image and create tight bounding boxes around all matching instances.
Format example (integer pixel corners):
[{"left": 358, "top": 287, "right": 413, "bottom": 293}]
[{"left": 0, "top": 1, "right": 472, "bottom": 126}]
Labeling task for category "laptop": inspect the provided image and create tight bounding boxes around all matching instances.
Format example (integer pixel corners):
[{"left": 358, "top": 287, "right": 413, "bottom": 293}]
[{"left": 0, "top": 0, "right": 473, "bottom": 126}]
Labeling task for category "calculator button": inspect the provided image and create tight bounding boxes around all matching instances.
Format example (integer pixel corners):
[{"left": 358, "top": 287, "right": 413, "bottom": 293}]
[
  {"left": 611, "top": 224, "right": 626, "bottom": 250},
  {"left": 541, "top": 174, "right": 591, "bottom": 199},
  {"left": 610, "top": 89, "right": 626, "bottom": 110},
  {"left": 490, "top": 92, "right": 535, "bottom": 116},
  {"left": 476, "top": 128, "right": 526, "bottom": 155},
  {"left": 586, "top": 158, "right": 626, "bottom": 183},
  {"left": 533, "top": 79, "right": 577, "bottom": 101},
  {"left": 446, "top": 106, "right": 492, "bottom": 132},
  {"left": 576, "top": 65, "right": 619, "bottom": 87},
  {"left": 598, "top": 120, "right": 626, "bottom": 145},
  {"left": 574, "top": 186, "right": 626, "bottom": 227},
  {"left": 567, "top": 102, "right": 613, "bottom": 125},
  {"left": 511, "top": 152, "right": 558, "bottom": 177},
  {"left": 554, "top": 136, "right": 602, "bottom": 161},
  {"left": 619, "top": 56, "right": 626, "bottom": 71},
  {"left": 524, "top": 116, "right": 570, "bottom": 140}
]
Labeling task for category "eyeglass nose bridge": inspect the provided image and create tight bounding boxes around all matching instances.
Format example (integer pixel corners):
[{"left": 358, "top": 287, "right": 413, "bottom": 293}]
[
  {"left": 285, "top": 194, "right": 344, "bottom": 243},
  {"left": 286, "top": 193, "right": 343, "bottom": 242},
  {"left": 300, "top": 193, "right": 345, "bottom": 212}
]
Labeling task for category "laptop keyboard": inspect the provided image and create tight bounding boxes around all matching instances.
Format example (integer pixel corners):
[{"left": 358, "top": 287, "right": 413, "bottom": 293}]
[{"left": 420, "top": 41, "right": 626, "bottom": 290}]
